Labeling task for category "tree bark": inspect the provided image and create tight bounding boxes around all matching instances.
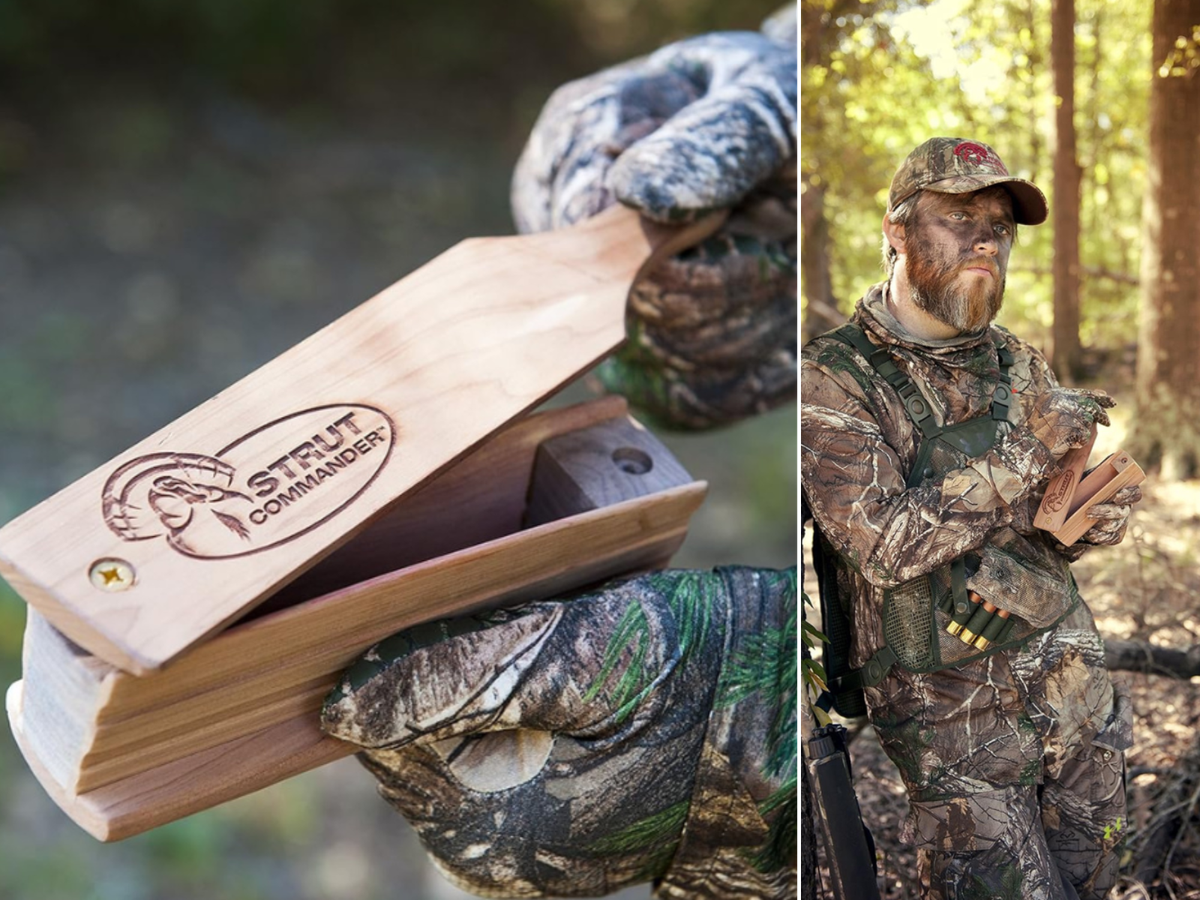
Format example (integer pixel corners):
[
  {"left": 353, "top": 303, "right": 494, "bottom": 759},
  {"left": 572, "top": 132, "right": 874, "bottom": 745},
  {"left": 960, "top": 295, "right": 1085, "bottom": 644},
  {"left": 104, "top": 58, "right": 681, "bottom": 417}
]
[
  {"left": 1132, "top": 0, "right": 1200, "bottom": 480},
  {"left": 1050, "top": 0, "right": 1083, "bottom": 383},
  {"left": 801, "top": 174, "right": 842, "bottom": 344}
]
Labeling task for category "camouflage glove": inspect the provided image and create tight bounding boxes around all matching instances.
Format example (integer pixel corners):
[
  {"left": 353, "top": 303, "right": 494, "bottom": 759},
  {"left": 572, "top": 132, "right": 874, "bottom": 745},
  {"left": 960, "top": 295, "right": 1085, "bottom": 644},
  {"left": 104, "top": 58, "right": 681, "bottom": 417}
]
[
  {"left": 511, "top": 13, "right": 797, "bottom": 430},
  {"left": 1025, "top": 388, "right": 1115, "bottom": 460},
  {"left": 1078, "top": 483, "right": 1142, "bottom": 546},
  {"left": 321, "top": 567, "right": 797, "bottom": 899}
]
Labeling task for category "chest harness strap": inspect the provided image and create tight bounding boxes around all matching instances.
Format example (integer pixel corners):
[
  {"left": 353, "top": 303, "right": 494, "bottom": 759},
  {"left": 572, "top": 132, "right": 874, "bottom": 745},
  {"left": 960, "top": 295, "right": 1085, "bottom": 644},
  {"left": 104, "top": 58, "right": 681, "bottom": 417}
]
[
  {"left": 817, "top": 323, "right": 1014, "bottom": 701},
  {"left": 829, "top": 323, "right": 1014, "bottom": 441}
]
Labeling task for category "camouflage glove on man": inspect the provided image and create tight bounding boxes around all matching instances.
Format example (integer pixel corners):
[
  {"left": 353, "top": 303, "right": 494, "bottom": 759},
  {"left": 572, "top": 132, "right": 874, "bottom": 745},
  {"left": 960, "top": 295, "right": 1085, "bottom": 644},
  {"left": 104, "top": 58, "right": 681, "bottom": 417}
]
[
  {"left": 511, "top": 11, "right": 797, "bottom": 430},
  {"left": 321, "top": 567, "right": 797, "bottom": 899},
  {"left": 1025, "top": 387, "right": 1115, "bottom": 459}
]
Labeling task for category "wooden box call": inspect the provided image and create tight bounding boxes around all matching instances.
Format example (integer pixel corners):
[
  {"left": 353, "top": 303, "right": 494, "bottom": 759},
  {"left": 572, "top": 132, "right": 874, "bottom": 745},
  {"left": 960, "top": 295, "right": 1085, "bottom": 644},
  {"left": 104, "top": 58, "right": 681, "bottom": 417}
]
[
  {"left": 0, "top": 208, "right": 719, "bottom": 840},
  {"left": 1034, "top": 427, "right": 1145, "bottom": 546},
  {"left": 0, "top": 205, "right": 719, "bottom": 675},
  {"left": 6, "top": 398, "right": 707, "bottom": 841}
]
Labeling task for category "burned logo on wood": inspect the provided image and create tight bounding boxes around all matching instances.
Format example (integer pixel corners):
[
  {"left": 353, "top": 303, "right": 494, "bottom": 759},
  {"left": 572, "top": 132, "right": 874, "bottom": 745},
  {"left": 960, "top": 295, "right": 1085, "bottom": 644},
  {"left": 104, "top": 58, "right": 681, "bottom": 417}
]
[
  {"left": 100, "top": 405, "right": 396, "bottom": 559},
  {"left": 1040, "top": 471, "right": 1075, "bottom": 514}
]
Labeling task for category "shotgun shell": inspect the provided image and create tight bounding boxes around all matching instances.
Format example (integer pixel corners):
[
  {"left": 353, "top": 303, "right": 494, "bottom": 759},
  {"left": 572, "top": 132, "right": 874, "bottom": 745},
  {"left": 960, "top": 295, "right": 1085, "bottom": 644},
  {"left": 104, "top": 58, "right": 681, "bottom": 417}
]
[
  {"left": 994, "top": 615, "right": 1016, "bottom": 645},
  {"left": 959, "top": 600, "right": 998, "bottom": 646},
  {"left": 973, "top": 607, "right": 1012, "bottom": 650},
  {"left": 946, "top": 593, "right": 979, "bottom": 636}
]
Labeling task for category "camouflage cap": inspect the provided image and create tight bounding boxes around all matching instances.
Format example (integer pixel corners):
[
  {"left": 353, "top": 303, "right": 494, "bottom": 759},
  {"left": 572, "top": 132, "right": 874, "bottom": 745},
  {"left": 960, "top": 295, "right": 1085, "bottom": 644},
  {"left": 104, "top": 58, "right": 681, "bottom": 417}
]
[{"left": 888, "top": 137, "right": 1048, "bottom": 225}]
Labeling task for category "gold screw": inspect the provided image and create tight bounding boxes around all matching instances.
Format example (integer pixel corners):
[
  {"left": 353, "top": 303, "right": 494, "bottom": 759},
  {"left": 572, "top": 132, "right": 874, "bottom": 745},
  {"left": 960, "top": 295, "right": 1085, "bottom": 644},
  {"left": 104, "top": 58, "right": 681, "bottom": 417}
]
[{"left": 89, "top": 558, "right": 135, "bottom": 592}]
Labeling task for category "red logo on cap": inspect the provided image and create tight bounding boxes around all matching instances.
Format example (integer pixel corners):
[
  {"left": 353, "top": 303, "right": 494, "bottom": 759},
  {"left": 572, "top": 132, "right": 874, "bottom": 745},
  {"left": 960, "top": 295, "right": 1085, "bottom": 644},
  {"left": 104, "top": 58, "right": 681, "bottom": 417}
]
[{"left": 954, "top": 142, "right": 1008, "bottom": 175}]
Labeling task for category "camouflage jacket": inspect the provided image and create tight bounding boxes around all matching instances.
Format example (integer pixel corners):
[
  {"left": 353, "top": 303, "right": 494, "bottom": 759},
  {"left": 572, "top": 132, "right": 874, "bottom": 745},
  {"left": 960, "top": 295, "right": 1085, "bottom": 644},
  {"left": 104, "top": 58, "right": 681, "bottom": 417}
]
[{"left": 800, "top": 284, "right": 1082, "bottom": 671}]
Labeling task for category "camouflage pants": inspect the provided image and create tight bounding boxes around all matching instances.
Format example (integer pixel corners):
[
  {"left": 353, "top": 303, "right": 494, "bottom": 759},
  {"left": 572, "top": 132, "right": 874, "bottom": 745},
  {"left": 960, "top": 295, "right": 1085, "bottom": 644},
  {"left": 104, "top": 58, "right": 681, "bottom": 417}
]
[{"left": 865, "top": 602, "right": 1132, "bottom": 900}]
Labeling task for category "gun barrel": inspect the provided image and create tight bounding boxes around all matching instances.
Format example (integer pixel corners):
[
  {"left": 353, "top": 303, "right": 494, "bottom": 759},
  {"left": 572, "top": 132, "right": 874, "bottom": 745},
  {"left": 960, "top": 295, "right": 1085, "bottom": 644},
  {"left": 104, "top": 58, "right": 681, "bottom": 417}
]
[{"left": 807, "top": 724, "right": 882, "bottom": 900}]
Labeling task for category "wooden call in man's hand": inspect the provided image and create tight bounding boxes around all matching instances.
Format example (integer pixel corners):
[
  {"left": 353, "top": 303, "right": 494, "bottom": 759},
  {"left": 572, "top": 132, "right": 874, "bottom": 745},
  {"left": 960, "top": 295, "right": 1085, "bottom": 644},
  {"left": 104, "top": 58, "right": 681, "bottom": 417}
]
[{"left": 1076, "top": 483, "right": 1142, "bottom": 547}]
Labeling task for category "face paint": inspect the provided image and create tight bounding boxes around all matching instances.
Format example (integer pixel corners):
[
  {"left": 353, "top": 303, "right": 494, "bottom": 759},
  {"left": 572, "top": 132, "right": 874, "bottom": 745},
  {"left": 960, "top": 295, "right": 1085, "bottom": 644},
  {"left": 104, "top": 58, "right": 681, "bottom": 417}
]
[{"left": 904, "top": 189, "right": 1015, "bottom": 333}]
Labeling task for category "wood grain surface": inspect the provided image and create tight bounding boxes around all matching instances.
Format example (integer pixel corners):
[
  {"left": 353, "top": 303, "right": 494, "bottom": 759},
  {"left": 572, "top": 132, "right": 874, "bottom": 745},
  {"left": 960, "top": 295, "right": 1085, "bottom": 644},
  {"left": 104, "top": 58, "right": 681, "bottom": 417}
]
[
  {"left": 0, "top": 206, "right": 721, "bottom": 673},
  {"left": 1049, "top": 450, "right": 1145, "bottom": 546},
  {"left": 7, "top": 400, "right": 707, "bottom": 841}
]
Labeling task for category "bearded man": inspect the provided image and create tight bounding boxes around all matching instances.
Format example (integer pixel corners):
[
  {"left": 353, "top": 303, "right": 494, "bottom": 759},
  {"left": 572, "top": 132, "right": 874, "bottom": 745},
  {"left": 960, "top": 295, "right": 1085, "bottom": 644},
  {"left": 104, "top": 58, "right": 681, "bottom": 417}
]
[{"left": 801, "top": 137, "right": 1140, "bottom": 900}]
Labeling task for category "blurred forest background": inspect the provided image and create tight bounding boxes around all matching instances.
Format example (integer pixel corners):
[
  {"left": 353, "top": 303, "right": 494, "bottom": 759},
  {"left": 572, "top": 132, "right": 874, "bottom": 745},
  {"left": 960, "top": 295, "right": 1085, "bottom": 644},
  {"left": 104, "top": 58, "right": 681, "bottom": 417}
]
[
  {"left": 803, "top": 0, "right": 1151, "bottom": 354},
  {"left": 803, "top": 0, "right": 1200, "bottom": 477},
  {"left": 802, "top": 0, "right": 1200, "bottom": 897},
  {"left": 0, "top": 2, "right": 795, "bottom": 899}
]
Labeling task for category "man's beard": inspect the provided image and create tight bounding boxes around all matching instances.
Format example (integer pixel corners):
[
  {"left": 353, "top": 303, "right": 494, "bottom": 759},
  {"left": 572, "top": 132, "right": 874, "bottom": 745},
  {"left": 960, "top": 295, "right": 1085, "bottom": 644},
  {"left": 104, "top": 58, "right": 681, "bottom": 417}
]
[{"left": 906, "top": 237, "right": 1005, "bottom": 333}]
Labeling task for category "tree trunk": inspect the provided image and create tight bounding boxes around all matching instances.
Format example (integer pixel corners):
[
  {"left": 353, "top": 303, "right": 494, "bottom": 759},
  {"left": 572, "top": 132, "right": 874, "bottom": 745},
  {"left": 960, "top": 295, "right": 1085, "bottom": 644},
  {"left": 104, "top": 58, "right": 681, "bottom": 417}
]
[
  {"left": 1050, "top": 0, "right": 1083, "bottom": 383},
  {"left": 801, "top": 1, "right": 868, "bottom": 348},
  {"left": 1132, "top": 0, "right": 1200, "bottom": 480},
  {"left": 801, "top": 174, "right": 842, "bottom": 344}
]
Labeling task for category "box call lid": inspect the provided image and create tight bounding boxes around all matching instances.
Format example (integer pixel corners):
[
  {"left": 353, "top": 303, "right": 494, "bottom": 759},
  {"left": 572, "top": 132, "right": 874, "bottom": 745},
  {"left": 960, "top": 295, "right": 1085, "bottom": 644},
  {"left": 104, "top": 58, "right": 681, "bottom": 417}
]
[{"left": 0, "top": 207, "right": 721, "bottom": 674}]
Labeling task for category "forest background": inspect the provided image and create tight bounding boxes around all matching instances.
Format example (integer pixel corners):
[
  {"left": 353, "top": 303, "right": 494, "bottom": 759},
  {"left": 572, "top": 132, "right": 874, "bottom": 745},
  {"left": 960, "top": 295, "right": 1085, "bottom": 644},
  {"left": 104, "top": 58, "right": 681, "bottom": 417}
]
[
  {"left": 803, "top": 0, "right": 1200, "bottom": 476},
  {"left": 0, "top": 2, "right": 796, "bottom": 899},
  {"left": 802, "top": 0, "right": 1200, "bottom": 896}
]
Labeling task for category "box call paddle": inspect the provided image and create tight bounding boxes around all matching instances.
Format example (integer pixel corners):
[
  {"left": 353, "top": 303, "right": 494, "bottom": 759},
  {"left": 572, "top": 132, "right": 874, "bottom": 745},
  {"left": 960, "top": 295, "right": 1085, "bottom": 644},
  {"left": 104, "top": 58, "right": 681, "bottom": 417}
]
[{"left": 0, "top": 205, "right": 722, "bottom": 674}]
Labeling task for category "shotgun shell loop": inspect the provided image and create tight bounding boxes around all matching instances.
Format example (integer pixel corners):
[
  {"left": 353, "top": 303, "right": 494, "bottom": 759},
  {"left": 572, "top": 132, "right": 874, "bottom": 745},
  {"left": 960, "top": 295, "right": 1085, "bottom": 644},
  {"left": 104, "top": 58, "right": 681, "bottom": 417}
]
[
  {"left": 973, "top": 607, "right": 1013, "bottom": 650},
  {"left": 946, "top": 595, "right": 977, "bottom": 637},
  {"left": 959, "top": 600, "right": 999, "bottom": 646}
]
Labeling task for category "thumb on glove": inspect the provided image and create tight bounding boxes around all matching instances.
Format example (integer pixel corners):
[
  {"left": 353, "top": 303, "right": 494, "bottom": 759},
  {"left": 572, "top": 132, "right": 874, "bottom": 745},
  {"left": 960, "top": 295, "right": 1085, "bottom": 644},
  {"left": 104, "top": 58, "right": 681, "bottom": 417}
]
[
  {"left": 609, "top": 32, "right": 797, "bottom": 221},
  {"left": 321, "top": 585, "right": 691, "bottom": 752}
]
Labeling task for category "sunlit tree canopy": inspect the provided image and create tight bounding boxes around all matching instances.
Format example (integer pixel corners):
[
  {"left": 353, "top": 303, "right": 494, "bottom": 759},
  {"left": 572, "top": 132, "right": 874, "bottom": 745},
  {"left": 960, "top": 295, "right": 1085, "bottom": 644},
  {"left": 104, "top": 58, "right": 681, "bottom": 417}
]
[{"left": 802, "top": 0, "right": 1153, "bottom": 352}]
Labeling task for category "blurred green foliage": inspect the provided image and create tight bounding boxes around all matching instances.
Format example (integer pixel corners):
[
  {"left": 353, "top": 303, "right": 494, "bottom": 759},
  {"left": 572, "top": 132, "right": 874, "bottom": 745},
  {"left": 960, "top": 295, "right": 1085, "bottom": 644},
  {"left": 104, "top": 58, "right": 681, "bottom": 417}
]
[
  {"left": 0, "top": 581, "right": 22, "bottom": 681},
  {"left": 0, "top": 0, "right": 784, "bottom": 183}
]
